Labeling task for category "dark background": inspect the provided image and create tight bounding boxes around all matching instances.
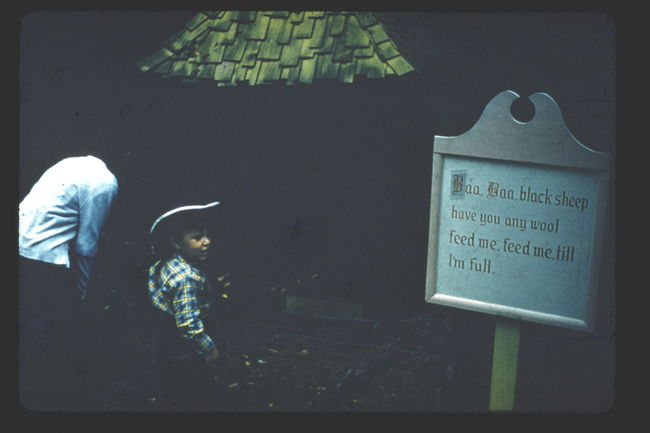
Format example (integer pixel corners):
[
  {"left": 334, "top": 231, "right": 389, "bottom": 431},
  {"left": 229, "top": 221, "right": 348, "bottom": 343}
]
[{"left": 17, "top": 11, "right": 616, "bottom": 412}]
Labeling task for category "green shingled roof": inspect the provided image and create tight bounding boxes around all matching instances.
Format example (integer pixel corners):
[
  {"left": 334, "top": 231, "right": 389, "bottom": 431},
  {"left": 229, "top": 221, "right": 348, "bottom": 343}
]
[{"left": 135, "top": 11, "right": 416, "bottom": 86}]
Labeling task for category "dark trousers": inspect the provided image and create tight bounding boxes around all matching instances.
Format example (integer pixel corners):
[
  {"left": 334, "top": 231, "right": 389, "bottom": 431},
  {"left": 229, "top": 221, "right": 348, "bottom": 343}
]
[
  {"left": 19, "top": 256, "right": 86, "bottom": 410},
  {"left": 154, "top": 312, "right": 218, "bottom": 410}
]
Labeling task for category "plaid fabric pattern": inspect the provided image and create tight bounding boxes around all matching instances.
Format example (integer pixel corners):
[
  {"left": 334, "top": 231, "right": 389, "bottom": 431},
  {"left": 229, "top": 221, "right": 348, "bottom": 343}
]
[{"left": 148, "top": 253, "right": 215, "bottom": 355}]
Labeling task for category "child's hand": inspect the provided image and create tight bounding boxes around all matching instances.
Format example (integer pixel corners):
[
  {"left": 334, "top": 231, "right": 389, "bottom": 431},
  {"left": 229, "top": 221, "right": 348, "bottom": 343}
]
[{"left": 204, "top": 347, "right": 220, "bottom": 363}]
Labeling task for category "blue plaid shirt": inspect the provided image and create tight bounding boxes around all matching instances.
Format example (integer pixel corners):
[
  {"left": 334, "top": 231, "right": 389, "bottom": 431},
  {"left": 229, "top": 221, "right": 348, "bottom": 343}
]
[{"left": 148, "top": 253, "right": 216, "bottom": 355}]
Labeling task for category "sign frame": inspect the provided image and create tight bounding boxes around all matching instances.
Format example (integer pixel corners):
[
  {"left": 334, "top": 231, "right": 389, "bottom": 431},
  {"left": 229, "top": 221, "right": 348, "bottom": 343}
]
[{"left": 425, "top": 90, "right": 612, "bottom": 332}]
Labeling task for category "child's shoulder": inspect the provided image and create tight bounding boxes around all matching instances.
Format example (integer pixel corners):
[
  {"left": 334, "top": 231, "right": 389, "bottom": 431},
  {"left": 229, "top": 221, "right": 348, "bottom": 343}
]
[{"left": 161, "top": 255, "right": 206, "bottom": 281}]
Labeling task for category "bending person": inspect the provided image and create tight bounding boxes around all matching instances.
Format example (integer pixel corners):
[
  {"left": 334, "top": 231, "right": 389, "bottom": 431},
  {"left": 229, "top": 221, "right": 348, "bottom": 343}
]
[{"left": 18, "top": 154, "right": 118, "bottom": 409}]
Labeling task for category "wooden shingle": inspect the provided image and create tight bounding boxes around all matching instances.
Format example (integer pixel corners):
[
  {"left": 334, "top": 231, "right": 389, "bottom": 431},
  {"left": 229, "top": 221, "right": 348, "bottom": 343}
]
[
  {"left": 201, "top": 11, "right": 221, "bottom": 19},
  {"left": 298, "top": 57, "right": 316, "bottom": 84},
  {"left": 137, "top": 11, "right": 415, "bottom": 86},
  {"left": 375, "top": 40, "right": 400, "bottom": 60},
  {"left": 305, "top": 11, "right": 326, "bottom": 19},
  {"left": 289, "top": 11, "right": 305, "bottom": 24},
  {"left": 235, "top": 11, "right": 257, "bottom": 23},
  {"left": 316, "top": 53, "right": 339, "bottom": 79},
  {"left": 387, "top": 55, "right": 414, "bottom": 75},
  {"left": 367, "top": 23, "right": 390, "bottom": 45},
  {"left": 259, "top": 60, "right": 282, "bottom": 83},
  {"left": 293, "top": 17, "right": 316, "bottom": 39},
  {"left": 242, "top": 15, "right": 269, "bottom": 40},
  {"left": 206, "top": 44, "right": 226, "bottom": 63},
  {"left": 279, "top": 38, "right": 302, "bottom": 67},
  {"left": 338, "top": 60, "right": 355, "bottom": 83},
  {"left": 186, "top": 17, "right": 213, "bottom": 41},
  {"left": 299, "top": 38, "right": 317, "bottom": 59},
  {"left": 214, "top": 61, "right": 236, "bottom": 82},
  {"left": 215, "top": 23, "right": 237, "bottom": 46},
  {"left": 354, "top": 45, "right": 375, "bottom": 59},
  {"left": 329, "top": 14, "right": 346, "bottom": 37},
  {"left": 151, "top": 60, "right": 172, "bottom": 75},
  {"left": 222, "top": 38, "right": 247, "bottom": 62},
  {"left": 258, "top": 39, "right": 282, "bottom": 61},
  {"left": 210, "top": 12, "right": 234, "bottom": 31},
  {"left": 186, "top": 12, "right": 209, "bottom": 31},
  {"left": 355, "top": 55, "right": 385, "bottom": 78},
  {"left": 342, "top": 15, "right": 371, "bottom": 48},
  {"left": 269, "top": 17, "right": 292, "bottom": 45},
  {"left": 135, "top": 48, "right": 173, "bottom": 71},
  {"left": 233, "top": 62, "right": 249, "bottom": 82},
  {"left": 356, "top": 12, "right": 378, "bottom": 28},
  {"left": 163, "top": 30, "right": 187, "bottom": 53},
  {"left": 196, "top": 63, "right": 216, "bottom": 79},
  {"left": 332, "top": 38, "right": 354, "bottom": 63},
  {"left": 241, "top": 41, "right": 262, "bottom": 67},
  {"left": 197, "top": 32, "right": 222, "bottom": 62},
  {"left": 246, "top": 62, "right": 263, "bottom": 85},
  {"left": 170, "top": 59, "right": 195, "bottom": 77},
  {"left": 280, "top": 63, "right": 300, "bottom": 85},
  {"left": 313, "top": 27, "right": 335, "bottom": 55},
  {"left": 264, "top": 11, "right": 290, "bottom": 18},
  {"left": 309, "top": 17, "right": 328, "bottom": 48}
]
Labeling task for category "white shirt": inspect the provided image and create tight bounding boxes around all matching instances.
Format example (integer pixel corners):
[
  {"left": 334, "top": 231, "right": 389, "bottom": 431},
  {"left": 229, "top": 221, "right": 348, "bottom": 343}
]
[{"left": 19, "top": 156, "right": 118, "bottom": 275}]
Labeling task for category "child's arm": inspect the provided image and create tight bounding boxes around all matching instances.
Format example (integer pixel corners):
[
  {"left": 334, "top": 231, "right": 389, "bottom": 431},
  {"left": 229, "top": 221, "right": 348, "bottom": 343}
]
[{"left": 173, "top": 275, "right": 217, "bottom": 356}]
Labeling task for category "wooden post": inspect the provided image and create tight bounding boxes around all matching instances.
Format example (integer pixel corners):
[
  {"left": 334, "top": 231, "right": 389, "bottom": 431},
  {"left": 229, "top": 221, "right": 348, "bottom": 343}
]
[{"left": 489, "top": 320, "right": 520, "bottom": 411}]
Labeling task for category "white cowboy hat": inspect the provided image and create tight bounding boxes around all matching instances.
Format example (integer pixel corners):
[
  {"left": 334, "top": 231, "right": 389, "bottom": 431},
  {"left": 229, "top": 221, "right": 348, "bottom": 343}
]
[{"left": 149, "top": 201, "right": 220, "bottom": 236}]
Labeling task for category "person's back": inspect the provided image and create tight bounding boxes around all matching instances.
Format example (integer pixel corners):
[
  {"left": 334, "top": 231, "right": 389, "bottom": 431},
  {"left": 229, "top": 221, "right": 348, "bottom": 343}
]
[{"left": 19, "top": 155, "right": 118, "bottom": 267}]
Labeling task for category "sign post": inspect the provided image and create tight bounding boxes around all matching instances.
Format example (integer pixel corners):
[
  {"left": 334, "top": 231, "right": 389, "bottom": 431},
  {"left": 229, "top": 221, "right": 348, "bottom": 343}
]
[
  {"left": 425, "top": 90, "right": 611, "bottom": 410},
  {"left": 488, "top": 320, "right": 520, "bottom": 411}
]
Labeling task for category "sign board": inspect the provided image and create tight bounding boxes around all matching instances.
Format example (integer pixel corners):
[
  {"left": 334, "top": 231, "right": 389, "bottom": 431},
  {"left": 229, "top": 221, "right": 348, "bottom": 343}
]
[{"left": 425, "top": 90, "right": 611, "bottom": 331}]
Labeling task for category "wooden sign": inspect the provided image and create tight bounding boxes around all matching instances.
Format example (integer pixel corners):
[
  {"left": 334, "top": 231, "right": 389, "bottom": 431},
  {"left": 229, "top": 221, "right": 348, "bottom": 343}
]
[{"left": 425, "top": 90, "right": 611, "bottom": 332}]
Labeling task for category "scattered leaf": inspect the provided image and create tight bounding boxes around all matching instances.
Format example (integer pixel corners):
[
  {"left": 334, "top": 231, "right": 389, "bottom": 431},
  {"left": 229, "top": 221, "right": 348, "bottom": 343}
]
[
  {"left": 224, "top": 282, "right": 231, "bottom": 288},
  {"left": 103, "top": 305, "right": 111, "bottom": 311},
  {"left": 244, "top": 361, "right": 252, "bottom": 367},
  {"left": 267, "top": 402, "right": 274, "bottom": 408},
  {"left": 217, "top": 276, "right": 225, "bottom": 282},
  {"left": 257, "top": 359, "right": 267, "bottom": 364},
  {"left": 298, "top": 349, "right": 310, "bottom": 356},
  {"left": 266, "top": 348, "right": 280, "bottom": 354},
  {"left": 221, "top": 293, "right": 229, "bottom": 299},
  {"left": 228, "top": 382, "right": 239, "bottom": 388}
]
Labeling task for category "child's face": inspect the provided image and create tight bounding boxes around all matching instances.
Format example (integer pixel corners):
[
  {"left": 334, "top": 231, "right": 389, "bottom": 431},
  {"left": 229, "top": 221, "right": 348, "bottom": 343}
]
[{"left": 172, "top": 228, "right": 211, "bottom": 264}]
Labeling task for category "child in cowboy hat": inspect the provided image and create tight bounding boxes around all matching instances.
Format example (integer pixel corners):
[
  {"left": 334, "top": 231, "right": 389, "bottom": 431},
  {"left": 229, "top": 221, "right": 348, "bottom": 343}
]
[{"left": 147, "top": 201, "right": 221, "bottom": 409}]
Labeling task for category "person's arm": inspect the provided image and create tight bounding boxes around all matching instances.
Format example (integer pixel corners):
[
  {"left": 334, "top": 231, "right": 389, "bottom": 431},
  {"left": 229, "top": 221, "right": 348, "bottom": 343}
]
[
  {"left": 76, "top": 183, "right": 117, "bottom": 258},
  {"left": 74, "top": 182, "right": 117, "bottom": 298},
  {"left": 173, "top": 274, "right": 219, "bottom": 360},
  {"left": 73, "top": 253, "right": 94, "bottom": 301}
]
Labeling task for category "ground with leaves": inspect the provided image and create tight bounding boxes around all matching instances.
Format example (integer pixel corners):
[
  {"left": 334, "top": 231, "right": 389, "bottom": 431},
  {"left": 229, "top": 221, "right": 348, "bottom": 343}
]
[
  {"left": 41, "top": 253, "right": 612, "bottom": 413},
  {"left": 74, "top": 293, "right": 490, "bottom": 412}
]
